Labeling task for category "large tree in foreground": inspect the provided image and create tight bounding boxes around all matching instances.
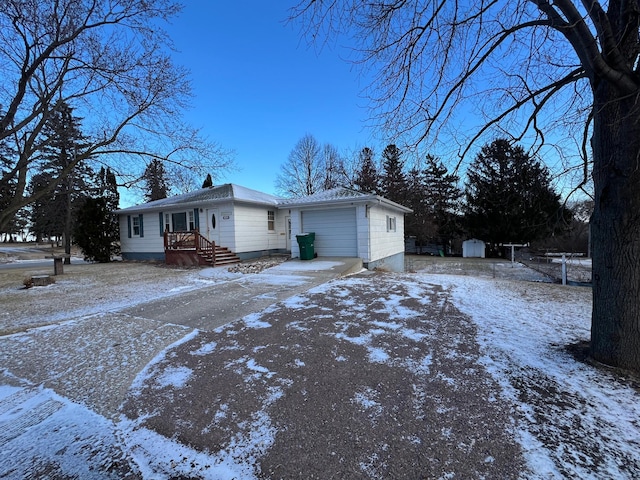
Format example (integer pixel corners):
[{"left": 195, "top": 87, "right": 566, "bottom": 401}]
[
  {"left": 291, "top": 1, "right": 640, "bottom": 372},
  {"left": 0, "top": 0, "right": 232, "bottom": 231}
]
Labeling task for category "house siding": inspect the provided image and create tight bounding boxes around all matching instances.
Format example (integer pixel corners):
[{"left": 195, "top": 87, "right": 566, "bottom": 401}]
[
  {"left": 119, "top": 214, "right": 165, "bottom": 261},
  {"left": 356, "top": 204, "right": 370, "bottom": 261},
  {"left": 117, "top": 185, "right": 408, "bottom": 268},
  {"left": 367, "top": 204, "right": 406, "bottom": 271},
  {"left": 232, "top": 204, "right": 286, "bottom": 254}
]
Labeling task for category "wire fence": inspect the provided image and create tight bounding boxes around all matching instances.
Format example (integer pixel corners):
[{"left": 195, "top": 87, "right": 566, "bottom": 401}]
[{"left": 516, "top": 250, "right": 592, "bottom": 285}]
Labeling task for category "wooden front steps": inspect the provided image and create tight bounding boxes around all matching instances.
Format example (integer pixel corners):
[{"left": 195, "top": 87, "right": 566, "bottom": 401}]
[
  {"left": 164, "top": 230, "right": 240, "bottom": 267},
  {"left": 209, "top": 245, "right": 240, "bottom": 267}
]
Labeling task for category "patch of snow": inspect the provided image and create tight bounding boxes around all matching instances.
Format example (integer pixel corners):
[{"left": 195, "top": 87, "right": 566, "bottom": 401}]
[
  {"left": 243, "top": 313, "right": 272, "bottom": 329},
  {"left": 268, "top": 261, "right": 343, "bottom": 272},
  {"left": 153, "top": 365, "right": 192, "bottom": 389},
  {"left": 129, "top": 330, "right": 199, "bottom": 394},
  {"left": 431, "top": 273, "right": 640, "bottom": 478},
  {"left": 190, "top": 341, "right": 217, "bottom": 356}
]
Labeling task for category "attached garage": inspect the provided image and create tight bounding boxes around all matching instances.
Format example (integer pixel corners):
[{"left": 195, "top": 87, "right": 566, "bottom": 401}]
[{"left": 301, "top": 208, "right": 357, "bottom": 257}]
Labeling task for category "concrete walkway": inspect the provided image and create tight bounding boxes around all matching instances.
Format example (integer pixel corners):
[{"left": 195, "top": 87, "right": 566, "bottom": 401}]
[{"left": 122, "top": 257, "right": 363, "bottom": 331}]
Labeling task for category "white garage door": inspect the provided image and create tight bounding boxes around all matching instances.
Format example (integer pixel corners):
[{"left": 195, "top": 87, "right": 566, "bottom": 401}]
[{"left": 301, "top": 208, "right": 357, "bottom": 257}]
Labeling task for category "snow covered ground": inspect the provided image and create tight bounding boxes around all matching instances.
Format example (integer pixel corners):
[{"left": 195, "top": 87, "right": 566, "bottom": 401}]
[{"left": 0, "top": 257, "right": 638, "bottom": 478}]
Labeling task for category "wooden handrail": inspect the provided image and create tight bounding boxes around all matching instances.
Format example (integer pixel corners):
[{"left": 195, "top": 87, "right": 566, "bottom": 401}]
[
  {"left": 164, "top": 229, "right": 216, "bottom": 266},
  {"left": 196, "top": 230, "right": 215, "bottom": 265}
]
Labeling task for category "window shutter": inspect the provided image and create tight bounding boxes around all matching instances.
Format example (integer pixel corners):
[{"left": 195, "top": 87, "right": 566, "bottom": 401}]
[
  {"left": 159, "top": 212, "right": 164, "bottom": 236},
  {"left": 194, "top": 208, "right": 200, "bottom": 230},
  {"left": 127, "top": 215, "right": 132, "bottom": 238},
  {"left": 139, "top": 214, "right": 144, "bottom": 237}
]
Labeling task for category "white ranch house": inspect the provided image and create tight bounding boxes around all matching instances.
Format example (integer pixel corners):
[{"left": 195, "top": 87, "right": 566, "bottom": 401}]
[{"left": 117, "top": 184, "right": 411, "bottom": 272}]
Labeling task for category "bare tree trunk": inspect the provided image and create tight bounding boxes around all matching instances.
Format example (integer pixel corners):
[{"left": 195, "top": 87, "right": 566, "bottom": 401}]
[{"left": 590, "top": 82, "right": 640, "bottom": 371}]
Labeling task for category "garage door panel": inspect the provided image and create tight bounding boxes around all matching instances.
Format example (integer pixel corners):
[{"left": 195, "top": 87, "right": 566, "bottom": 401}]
[{"left": 301, "top": 208, "right": 357, "bottom": 257}]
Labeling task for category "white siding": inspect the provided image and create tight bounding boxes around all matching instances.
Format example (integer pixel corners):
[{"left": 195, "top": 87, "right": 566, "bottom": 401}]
[
  {"left": 119, "top": 213, "right": 164, "bottom": 254},
  {"left": 233, "top": 204, "right": 286, "bottom": 253},
  {"left": 356, "top": 204, "right": 370, "bottom": 261},
  {"left": 368, "top": 204, "right": 406, "bottom": 262},
  {"left": 301, "top": 208, "right": 357, "bottom": 256}
]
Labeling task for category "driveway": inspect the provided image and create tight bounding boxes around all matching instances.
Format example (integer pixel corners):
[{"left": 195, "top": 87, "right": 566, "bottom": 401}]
[{"left": 1, "top": 257, "right": 637, "bottom": 479}]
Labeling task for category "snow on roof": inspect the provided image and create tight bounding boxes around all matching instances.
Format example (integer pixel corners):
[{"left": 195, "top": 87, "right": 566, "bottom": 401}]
[
  {"left": 279, "top": 187, "right": 412, "bottom": 213},
  {"left": 116, "top": 185, "right": 411, "bottom": 214},
  {"left": 116, "top": 184, "right": 282, "bottom": 213}
]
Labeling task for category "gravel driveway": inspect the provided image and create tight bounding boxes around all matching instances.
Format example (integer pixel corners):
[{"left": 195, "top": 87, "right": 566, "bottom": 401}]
[
  {"left": 2, "top": 255, "right": 635, "bottom": 479},
  {"left": 121, "top": 272, "right": 524, "bottom": 479}
]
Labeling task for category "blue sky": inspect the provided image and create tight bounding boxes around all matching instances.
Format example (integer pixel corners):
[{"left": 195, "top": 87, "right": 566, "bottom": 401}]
[{"left": 167, "top": 2, "right": 377, "bottom": 195}]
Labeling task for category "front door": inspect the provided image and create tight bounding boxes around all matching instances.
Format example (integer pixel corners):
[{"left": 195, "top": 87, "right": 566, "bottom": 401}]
[{"left": 206, "top": 208, "right": 220, "bottom": 244}]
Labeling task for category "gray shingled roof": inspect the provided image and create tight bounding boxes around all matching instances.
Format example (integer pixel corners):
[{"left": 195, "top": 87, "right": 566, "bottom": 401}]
[
  {"left": 279, "top": 187, "right": 412, "bottom": 212},
  {"left": 117, "top": 185, "right": 411, "bottom": 214},
  {"left": 116, "top": 184, "right": 282, "bottom": 213}
]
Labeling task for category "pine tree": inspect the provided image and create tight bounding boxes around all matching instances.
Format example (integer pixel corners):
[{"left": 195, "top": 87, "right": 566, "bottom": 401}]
[
  {"left": 464, "top": 139, "right": 567, "bottom": 250},
  {"left": 405, "top": 166, "right": 435, "bottom": 246},
  {"left": 379, "top": 144, "right": 408, "bottom": 204},
  {"left": 143, "top": 159, "right": 169, "bottom": 201},
  {"left": 28, "top": 172, "right": 60, "bottom": 242},
  {"left": 422, "top": 155, "right": 461, "bottom": 251},
  {"left": 202, "top": 173, "right": 213, "bottom": 188},
  {"left": 96, "top": 167, "right": 119, "bottom": 211},
  {"left": 74, "top": 197, "right": 120, "bottom": 262},
  {"left": 354, "top": 147, "right": 379, "bottom": 193},
  {"left": 0, "top": 136, "right": 19, "bottom": 241},
  {"left": 30, "top": 100, "right": 94, "bottom": 258}
]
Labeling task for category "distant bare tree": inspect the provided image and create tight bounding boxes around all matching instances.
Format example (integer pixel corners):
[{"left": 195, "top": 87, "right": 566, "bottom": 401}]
[
  {"left": 321, "top": 143, "right": 349, "bottom": 190},
  {"left": 0, "top": 0, "right": 233, "bottom": 231},
  {"left": 290, "top": 1, "right": 640, "bottom": 372},
  {"left": 276, "top": 134, "right": 323, "bottom": 196}
]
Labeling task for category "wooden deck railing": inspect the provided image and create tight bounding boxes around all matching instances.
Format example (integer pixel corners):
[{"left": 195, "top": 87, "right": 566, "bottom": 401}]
[{"left": 164, "top": 229, "right": 215, "bottom": 264}]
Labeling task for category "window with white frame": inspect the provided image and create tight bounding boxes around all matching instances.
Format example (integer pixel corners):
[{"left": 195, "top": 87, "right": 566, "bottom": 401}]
[
  {"left": 188, "top": 210, "right": 195, "bottom": 230},
  {"left": 165, "top": 214, "right": 170, "bottom": 232},
  {"left": 267, "top": 210, "right": 275, "bottom": 231},
  {"left": 386, "top": 215, "right": 397, "bottom": 232},
  {"left": 132, "top": 216, "right": 141, "bottom": 236}
]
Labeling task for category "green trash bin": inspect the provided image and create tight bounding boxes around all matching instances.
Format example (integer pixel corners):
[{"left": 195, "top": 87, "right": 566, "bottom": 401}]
[{"left": 296, "top": 232, "right": 315, "bottom": 260}]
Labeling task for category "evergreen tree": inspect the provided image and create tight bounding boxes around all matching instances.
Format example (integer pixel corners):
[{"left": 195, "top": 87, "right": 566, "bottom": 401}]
[
  {"left": 28, "top": 172, "right": 60, "bottom": 243},
  {"left": 96, "top": 167, "right": 119, "bottom": 211},
  {"left": 74, "top": 197, "right": 120, "bottom": 262},
  {"left": 143, "top": 159, "right": 169, "bottom": 201},
  {"left": 405, "top": 165, "right": 435, "bottom": 247},
  {"left": 464, "top": 139, "right": 567, "bottom": 251},
  {"left": 353, "top": 147, "right": 379, "bottom": 193},
  {"left": 0, "top": 136, "right": 19, "bottom": 241},
  {"left": 30, "top": 100, "right": 94, "bottom": 257},
  {"left": 422, "top": 155, "right": 461, "bottom": 250},
  {"left": 379, "top": 144, "right": 408, "bottom": 204},
  {"left": 202, "top": 173, "right": 213, "bottom": 188}
]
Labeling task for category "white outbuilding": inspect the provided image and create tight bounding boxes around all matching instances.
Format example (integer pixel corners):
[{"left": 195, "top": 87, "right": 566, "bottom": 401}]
[{"left": 462, "top": 238, "right": 486, "bottom": 258}]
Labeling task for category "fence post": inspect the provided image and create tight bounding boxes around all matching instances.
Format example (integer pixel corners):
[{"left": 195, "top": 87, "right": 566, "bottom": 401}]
[{"left": 562, "top": 254, "right": 567, "bottom": 285}]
